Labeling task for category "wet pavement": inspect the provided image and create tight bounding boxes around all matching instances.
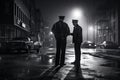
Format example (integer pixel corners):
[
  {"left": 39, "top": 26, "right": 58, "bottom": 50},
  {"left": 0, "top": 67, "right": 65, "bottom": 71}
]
[
  {"left": 0, "top": 52, "right": 54, "bottom": 80},
  {"left": 0, "top": 48, "right": 120, "bottom": 80}
]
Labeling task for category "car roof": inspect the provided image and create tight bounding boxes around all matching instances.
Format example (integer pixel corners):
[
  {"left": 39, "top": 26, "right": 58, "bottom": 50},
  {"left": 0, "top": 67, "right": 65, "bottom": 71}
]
[{"left": 12, "top": 37, "right": 30, "bottom": 40}]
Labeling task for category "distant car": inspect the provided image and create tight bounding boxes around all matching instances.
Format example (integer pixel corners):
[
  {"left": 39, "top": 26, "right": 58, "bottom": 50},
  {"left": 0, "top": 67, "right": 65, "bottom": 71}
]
[
  {"left": 0, "top": 37, "right": 34, "bottom": 53},
  {"left": 98, "top": 41, "right": 118, "bottom": 49},
  {"left": 81, "top": 41, "right": 96, "bottom": 49},
  {"left": 33, "top": 41, "right": 42, "bottom": 52}
]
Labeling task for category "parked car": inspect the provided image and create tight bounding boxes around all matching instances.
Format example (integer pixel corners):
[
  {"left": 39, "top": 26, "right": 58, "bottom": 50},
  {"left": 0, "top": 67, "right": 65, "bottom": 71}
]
[
  {"left": 81, "top": 41, "right": 96, "bottom": 49},
  {"left": 33, "top": 41, "right": 42, "bottom": 52},
  {"left": 0, "top": 37, "right": 34, "bottom": 53},
  {"left": 97, "top": 41, "right": 119, "bottom": 49}
]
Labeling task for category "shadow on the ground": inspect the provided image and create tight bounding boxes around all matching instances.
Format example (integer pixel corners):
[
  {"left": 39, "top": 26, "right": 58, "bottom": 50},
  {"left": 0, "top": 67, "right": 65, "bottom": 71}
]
[
  {"left": 64, "top": 66, "right": 85, "bottom": 80},
  {"left": 39, "top": 65, "right": 61, "bottom": 80}
]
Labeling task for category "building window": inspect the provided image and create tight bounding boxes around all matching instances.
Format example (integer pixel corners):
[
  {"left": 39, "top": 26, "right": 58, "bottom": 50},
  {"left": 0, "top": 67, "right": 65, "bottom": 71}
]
[
  {"left": 14, "top": 2, "right": 30, "bottom": 30},
  {"left": 14, "top": 3, "right": 16, "bottom": 16},
  {"left": 17, "top": 6, "right": 19, "bottom": 18},
  {"left": 18, "top": 7, "right": 20, "bottom": 19}
]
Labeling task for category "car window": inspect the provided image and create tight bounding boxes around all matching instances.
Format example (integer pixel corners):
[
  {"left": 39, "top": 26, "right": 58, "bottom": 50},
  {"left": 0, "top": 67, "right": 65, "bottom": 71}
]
[{"left": 12, "top": 37, "right": 30, "bottom": 41}]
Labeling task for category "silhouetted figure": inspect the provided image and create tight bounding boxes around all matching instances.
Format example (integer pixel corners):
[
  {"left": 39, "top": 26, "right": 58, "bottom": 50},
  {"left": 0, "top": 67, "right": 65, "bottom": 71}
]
[
  {"left": 52, "top": 16, "right": 70, "bottom": 66},
  {"left": 71, "top": 20, "right": 83, "bottom": 71},
  {"left": 66, "top": 66, "right": 85, "bottom": 79}
]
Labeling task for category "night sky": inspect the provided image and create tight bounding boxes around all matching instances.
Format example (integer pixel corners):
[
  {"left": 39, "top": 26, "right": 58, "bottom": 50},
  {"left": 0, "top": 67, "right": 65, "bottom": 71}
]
[
  {"left": 36, "top": 0, "right": 107, "bottom": 22},
  {"left": 36, "top": 0, "right": 105, "bottom": 22},
  {"left": 35, "top": 0, "right": 108, "bottom": 41}
]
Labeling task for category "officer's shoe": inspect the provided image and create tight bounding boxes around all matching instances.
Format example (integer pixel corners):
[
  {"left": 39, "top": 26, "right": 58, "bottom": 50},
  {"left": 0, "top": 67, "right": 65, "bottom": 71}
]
[
  {"left": 60, "top": 63, "right": 66, "bottom": 67},
  {"left": 71, "top": 62, "right": 75, "bottom": 64}
]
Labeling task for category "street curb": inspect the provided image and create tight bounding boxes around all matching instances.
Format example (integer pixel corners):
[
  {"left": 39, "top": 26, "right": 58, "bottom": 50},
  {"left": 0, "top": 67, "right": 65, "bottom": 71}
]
[{"left": 89, "top": 53, "right": 120, "bottom": 62}]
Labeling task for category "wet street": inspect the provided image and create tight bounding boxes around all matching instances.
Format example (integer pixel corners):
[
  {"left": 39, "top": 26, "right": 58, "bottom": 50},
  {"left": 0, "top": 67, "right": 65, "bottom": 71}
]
[
  {"left": 0, "top": 48, "right": 120, "bottom": 80},
  {"left": 0, "top": 0, "right": 120, "bottom": 80}
]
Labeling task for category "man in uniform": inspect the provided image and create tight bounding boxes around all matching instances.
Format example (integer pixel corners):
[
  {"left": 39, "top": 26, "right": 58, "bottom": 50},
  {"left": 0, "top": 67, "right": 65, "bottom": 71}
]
[
  {"left": 52, "top": 16, "right": 70, "bottom": 66},
  {"left": 71, "top": 20, "right": 83, "bottom": 71}
]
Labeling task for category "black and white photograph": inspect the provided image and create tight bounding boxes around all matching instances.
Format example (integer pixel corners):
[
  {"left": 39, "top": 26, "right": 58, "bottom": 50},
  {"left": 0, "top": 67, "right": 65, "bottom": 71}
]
[{"left": 0, "top": 0, "right": 120, "bottom": 80}]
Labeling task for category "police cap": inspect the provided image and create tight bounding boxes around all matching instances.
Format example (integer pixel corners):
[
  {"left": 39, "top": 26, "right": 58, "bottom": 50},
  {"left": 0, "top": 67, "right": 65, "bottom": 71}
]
[
  {"left": 59, "top": 16, "right": 65, "bottom": 19},
  {"left": 72, "top": 20, "right": 78, "bottom": 23}
]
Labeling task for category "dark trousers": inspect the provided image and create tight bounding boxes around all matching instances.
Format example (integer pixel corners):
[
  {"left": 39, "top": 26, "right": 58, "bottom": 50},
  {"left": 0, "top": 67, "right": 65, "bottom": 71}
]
[
  {"left": 55, "top": 39, "right": 66, "bottom": 66},
  {"left": 74, "top": 43, "right": 81, "bottom": 69}
]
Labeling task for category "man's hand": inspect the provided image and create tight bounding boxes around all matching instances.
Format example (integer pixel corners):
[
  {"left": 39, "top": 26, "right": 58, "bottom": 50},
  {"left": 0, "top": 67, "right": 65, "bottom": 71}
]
[{"left": 69, "top": 33, "right": 73, "bottom": 35}]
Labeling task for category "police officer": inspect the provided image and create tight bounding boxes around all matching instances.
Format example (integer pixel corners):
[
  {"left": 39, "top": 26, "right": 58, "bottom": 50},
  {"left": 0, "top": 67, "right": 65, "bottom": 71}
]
[
  {"left": 52, "top": 16, "right": 70, "bottom": 66},
  {"left": 71, "top": 20, "right": 83, "bottom": 71}
]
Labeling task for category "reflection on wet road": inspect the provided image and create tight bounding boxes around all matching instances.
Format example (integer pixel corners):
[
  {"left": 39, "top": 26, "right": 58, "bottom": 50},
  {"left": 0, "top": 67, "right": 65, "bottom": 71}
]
[
  {"left": 63, "top": 48, "right": 120, "bottom": 80},
  {"left": 0, "top": 53, "right": 54, "bottom": 80},
  {"left": 0, "top": 48, "right": 120, "bottom": 80}
]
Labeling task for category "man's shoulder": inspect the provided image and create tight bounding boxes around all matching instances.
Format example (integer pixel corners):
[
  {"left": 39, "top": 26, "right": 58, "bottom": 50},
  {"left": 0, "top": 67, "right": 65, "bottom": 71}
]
[
  {"left": 54, "top": 21, "right": 59, "bottom": 24},
  {"left": 63, "top": 22, "right": 68, "bottom": 24},
  {"left": 53, "top": 21, "right": 59, "bottom": 26},
  {"left": 78, "top": 25, "right": 82, "bottom": 29},
  {"left": 62, "top": 22, "right": 69, "bottom": 27},
  {"left": 53, "top": 21, "right": 68, "bottom": 27},
  {"left": 76, "top": 25, "right": 82, "bottom": 31}
]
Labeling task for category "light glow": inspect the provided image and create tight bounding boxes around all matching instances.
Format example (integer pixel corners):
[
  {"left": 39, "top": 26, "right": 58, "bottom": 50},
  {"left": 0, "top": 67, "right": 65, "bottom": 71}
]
[
  {"left": 88, "top": 26, "right": 94, "bottom": 31},
  {"left": 72, "top": 8, "right": 83, "bottom": 19},
  {"left": 49, "top": 31, "right": 53, "bottom": 35},
  {"left": 22, "top": 23, "right": 26, "bottom": 28}
]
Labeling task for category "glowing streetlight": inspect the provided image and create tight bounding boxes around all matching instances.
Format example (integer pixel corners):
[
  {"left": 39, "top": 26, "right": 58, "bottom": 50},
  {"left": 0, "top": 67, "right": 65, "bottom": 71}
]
[
  {"left": 71, "top": 8, "right": 83, "bottom": 19},
  {"left": 88, "top": 26, "right": 94, "bottom": 31},
  {"left": 49, "top": 31, "right": 53, "bottom": 35}
]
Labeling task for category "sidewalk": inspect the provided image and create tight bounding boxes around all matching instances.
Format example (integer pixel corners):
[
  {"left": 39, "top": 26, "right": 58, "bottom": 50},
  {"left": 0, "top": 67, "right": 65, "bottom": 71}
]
[{"left": 89, "top": 49, "right": 120, "bottom": 61}]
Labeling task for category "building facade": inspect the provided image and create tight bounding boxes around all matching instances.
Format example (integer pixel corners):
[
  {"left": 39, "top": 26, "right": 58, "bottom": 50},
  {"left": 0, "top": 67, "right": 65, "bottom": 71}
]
[
  {"left": 0, "top": 0, "right": 31, "bottom": 41},
  {"left": 94, "top": 0, "right": 120, "bottom": 45}
]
